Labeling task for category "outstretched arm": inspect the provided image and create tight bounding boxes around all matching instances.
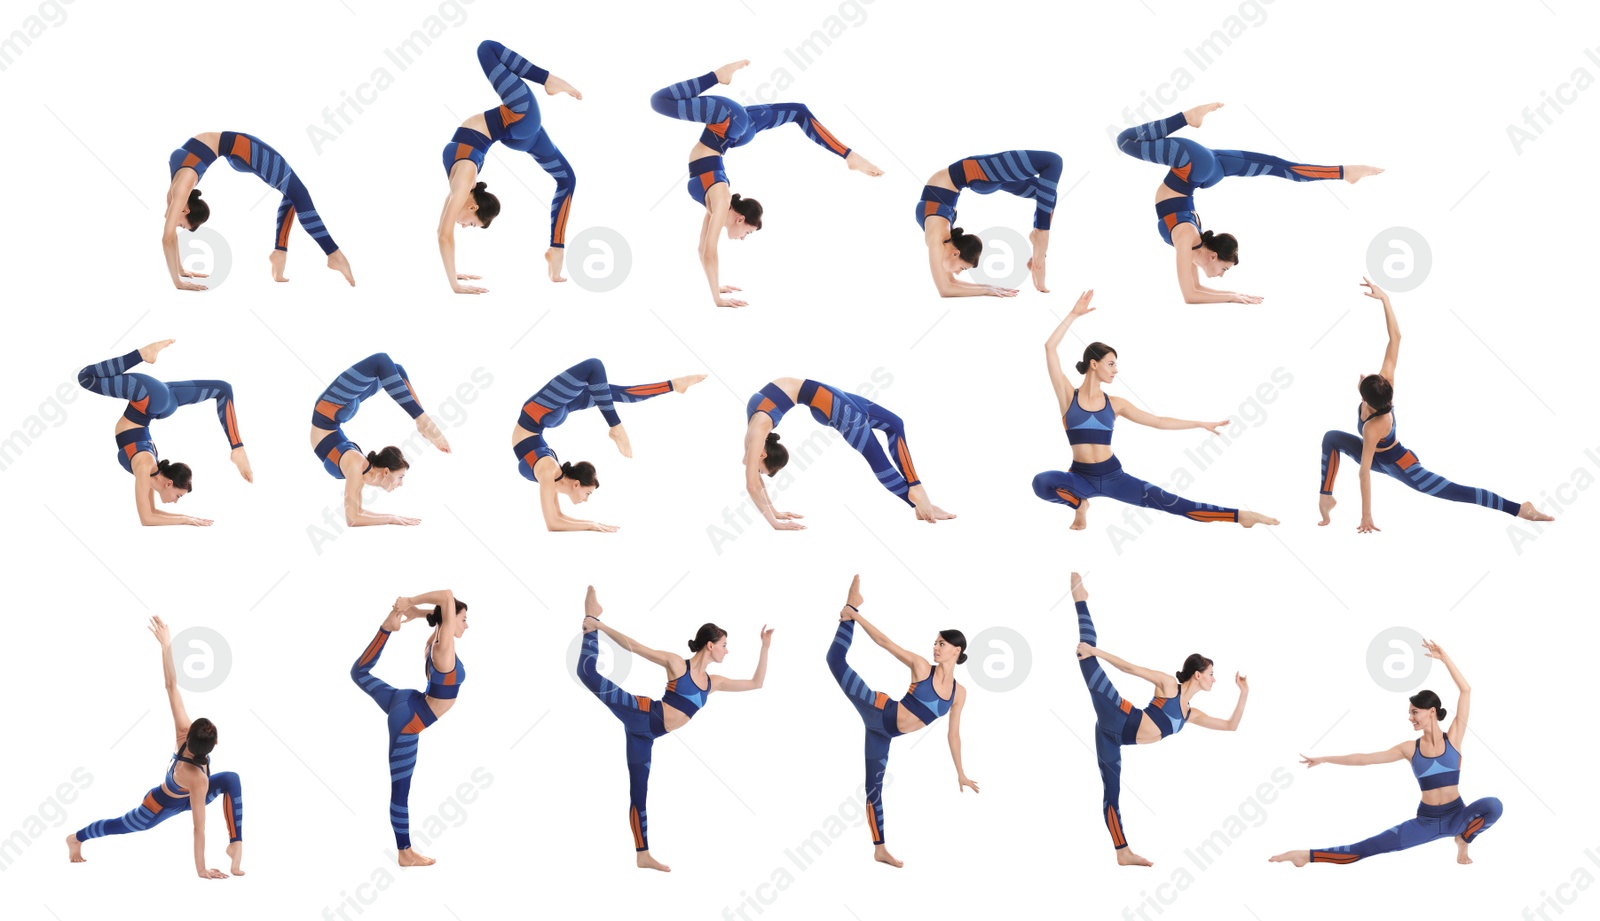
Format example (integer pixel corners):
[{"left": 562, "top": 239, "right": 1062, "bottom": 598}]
[
  {"left": 1113, "top": 396, "right": 1231, "bottom": 436},
  {"left": 1364, "top": 277, "right": 1401, "bottom": 386},
  {"left": 1300, "top": 741, "right": 1412, "bottom": 768},
  {"left": 187, "top": 777, "right": 224, "bottom": 878},
  {"left": 438, "top": 166, "right": 487, "bottom": 294},
  {"left": 1044, "top": 290, "right": 1096, "bottom": 414},
  {"left": 1082, "top": 644, "right": 1176, "bottom": 696},
  {"left": 846, "top": 609, "right": 921, "bottom": 670},
  {"left": 947, "top": 685, "right": 979, "bottom": 793},
  {"left": 1188, "top": 673, "right": 1250, "bottom": 731},
  {"left": 699, "top": 188, "right": 745, "bottom": 308},
  {"left": 588, "top": 610, "right": 680, "bottom": 670},
  {"left": 744, "top": 415, "right": 803, "bottom": 530},
  {"left": 162, "top": 172, "right": 206, "bottom": 291},
  {"left": 1425, "top": 640, "right": 1471, "bottom": 744},
  {"left": 712, "top": 625, "right": 775, "bottom": 692},
  {"left": 151, "top": 616, "right": 191, "bottom": 737}
]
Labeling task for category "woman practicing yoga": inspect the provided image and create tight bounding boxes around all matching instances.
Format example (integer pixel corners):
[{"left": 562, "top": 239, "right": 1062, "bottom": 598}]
[
  {"left": 1072, "top": 573, "right": 1248, "bottom": 866},
  {"left": 350, "top": 591, "right": 468, "bottom": 866},
  {"left": 826, "top": 575, "right": 977, "bottom": 868},
  {"left": 1271, "top": 640, "right": 1501, "bottom": 867},
  {"left": 164, "top": 130, "right": 353, "bottom": 289},
  {"left": 68, "top": 616, "right": 245, "bottom": 878},
  {"left": 1115, "top": 102, "right": 1381, "bottom": 304},
  {"left": 917, "top": 149, "right": 1063, "bottom": 296},
  {"left": 78, "top": 339, "right": 250, "bottom": 526},
  {"left": 513, "top": 358, "right": 705, "bottom": 532},
  {"left": 578, "top": 586, "right": 772, "bottom": 871},
  {"left": 1031, "top": 291, "right": 1278, "bottom": 528},
  {"left": 310, "top": 352, "right": 450, "bottom": 527},
  {"left": 650, "top": 60, "right": 882, "bottom": 307},
  {"left": 1318, "top": 279, "right": 1553, "bottom": 532},
  {"left": 439, "top": 40, "right": 583, "bottom": 293},
  {"left": 744, "top": 377, "right": 954, "bottom": 527}
]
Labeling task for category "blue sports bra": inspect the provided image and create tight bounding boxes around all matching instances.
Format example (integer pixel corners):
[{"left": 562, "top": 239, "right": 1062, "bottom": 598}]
[
  {"left": 1143, "top": 694, "right": 1189, "bottom": 738},
  {"left": 1357, "top": 404, "right": 1397, "bottom": 452},
  {"left": 1065, "top": 390, "right": 1115, "bottom": 446},
  {"left": 661, "top": 662, "right": 711, "bottom": 719},
  {"left": 899, "top": 671, "right": 955, "bottom": 725},
  {"left": 1412, "top": 733, "right": 1461, "bottom": 791},
  {"left": 165, "top": 745, "right": 210, "bottom": 794},
  {"left": 423, "top": 640, "right": 466, "bottom": 699}
]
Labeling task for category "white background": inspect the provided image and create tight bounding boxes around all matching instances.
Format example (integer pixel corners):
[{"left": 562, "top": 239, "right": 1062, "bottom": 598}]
[{"left": 2, "top": 0, "right": 1597, "bottom": 919}]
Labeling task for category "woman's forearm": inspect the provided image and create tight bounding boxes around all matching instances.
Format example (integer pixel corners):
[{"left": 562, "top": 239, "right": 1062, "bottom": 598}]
[
  {"left": 160, "top": 644, "right": 178, "bottom": 688},
  {"left": 948, "top": 734, "right": 966, "bottom": 776},
  {"left": 1226, "top": 693, "right": 1248, "bottom": 731},
  {"left": 852, "top": 613, "right": 892, "bottom": 649},
  {"left": 749, "top": 646, "right": 770, "bottom": 687},
  {"left": 162, "top": 233, "right": 186, "bottom": 285},
  {"left": 1359, "top": 468, "right": 1374, "bottom": 516}
]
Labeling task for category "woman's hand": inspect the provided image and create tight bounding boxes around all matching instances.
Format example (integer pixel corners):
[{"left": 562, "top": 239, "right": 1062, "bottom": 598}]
[
  {"left": 714, "top": 291, "right": 748, "bottom": 308},
  {"left": 1069, "top": 289, "right": 1096, "bottom": 318},
  {"left": 1357, "top": 516, "right": 1380, "bottom": 534},
  {"left": 183, "top": 516, "right": 214, "bottom": 527},
  {"left": 1231, "top": 292, "right": 1263, "bottom": 304},
  {"left": 760, "top": 624, "right": 775, "bottom": 647},
  {"left": 1198, "top": 420, "right": 1232, "bottom": 436},
  {"left": 1235, "top": 672, "right": 1249, "bottom": 692},
  {"left": 452, "top": 280, "right": 489, "bottom": 295},
  {"left": 174, "top": 279, "right": 208, "bottom": 292},
  {"left": 1298, "top": 754, "right": 1326, "bottom": 768},
  {"left": 715, "top": 60, "right": 751, "bottom": 84},
  {"left": 179, "top": 269, "right": 210, "bottom": 279},
  {"left": 772, "top": 510, "right": 804, "bottom": 521},
  {"left": 581, "top": 615, "right": 602, "bottom": 633},
  {"left": 148, "top": 615, "right": 173, "bottom": 647},
  {"left": 958, "top": 775, "right": 980, "bottom": 794},
  {"left": 770, "top": 518, "right": 806, "bottom": 531},
  {"left": 1421, "top": 639, "right": 1446, "bottom": 661},
  {"left": 1075, "top": 642, "right": 1097, "bottom": 660},
  {"left": 1359, "top": 276, "right": 1390, "bottom": 303},
  {"left": 986, "top": 285, "right": 1019, "bottom": 298},
  {"left": 198, "top": 868, "right": 229, "bottom": 880},
  {"left": 387, "top": 515, "right": 422, "bottom": 527},
  {"left": 588, "top": 521, "right": 620, "bottom": 533}
]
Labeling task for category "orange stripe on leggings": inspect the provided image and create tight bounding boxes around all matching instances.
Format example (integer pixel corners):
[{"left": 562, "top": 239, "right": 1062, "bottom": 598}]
[
  {"left": 896, "top": 439, "right": 919, "bottom": 484},
  {"left": 630, "top": 806, "right": 645, "bottom": 848},
  {"left": 224, "top": 793, "right": 237, "bottom": 840},
  {"left": 962, "top": 159, "right": 989, "bottom": 183},
  {"left": 625, "top": 382, "right": 672, "bottom": 396},
  {"left": 1054, "top": 488, "right": 1081, "bottom": 508},
  {"left": 357, "top": 631, "right": 388, "bottom": 665},
  {"left": 1322, "top": 450, "right": 1340, "bottom": 493},
  {"left": 1107, "top": 806, "right": 1126, "bottom": 847},
  {"left": 1311, "top": 851, "right": 1360, "bottom": 864},
  {"left": 225, "top": 401, "right": 241, "bottom": 446},
  {"left": 277, "top": 206, "right": 295, "bottom": 249},
  {"left": 552, "top": 193, "right": 572, "bottom": 246},
  {"left": 812, "top": 120, "right": 848, "bottom": 155},
  {"left": 1291, "top": 165, "right": 1342, "bottom": 178},
  {"left": 867, "top": 803, "right": 882, "bottom": 843}
]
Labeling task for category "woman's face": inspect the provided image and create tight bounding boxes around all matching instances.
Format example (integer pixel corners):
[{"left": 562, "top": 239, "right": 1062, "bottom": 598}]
[
  {"left": 1407, "top": 704, "right": 1434, "bottom": 731},
  {"left": 707, "top": 635, "right": 729, "bottom": 664},
  {"left": 456, "top": 201, "right": 483, "bottom": 228},
  {"left": 454, "top": 611, "right": 470, "bottom": 639},
  {"left": 1195, "top": 665, "right": 1216, "bottom": 692},
  {"left": 1089, "top": 353, "right": 1120, "bottom": 385},
  {"left": 379, "top": 468, "right": 407, "bottom": 492},
  {"left": 156, "top": 476, "right": 189, "bottom": 504},
  {"left": 941, "top": 243, "right": 974, "bottom": 275},
  {"left": 931, "top": 634, "right": 960, "bottom": 664},
  {"left": 725, "top": 213, "right": 758, "bottom": 241},
  {"left": 570, "top": 482, "right": 597, "bottom": 504},
  {"left": 1194, "top": 248, "right": 1235, "bottom": 279}
]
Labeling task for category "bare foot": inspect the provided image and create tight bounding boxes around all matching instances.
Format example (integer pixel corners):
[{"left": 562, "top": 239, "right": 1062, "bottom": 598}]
[
  {"left": 397, "top": 847, "right": 436, "bottom": 867},
  {"left": 1071, "top": 499, "right": 1090, "bottom": 531},
  {"left": 1240, "top": 510, "right": 1279, "bottom": 528},
  {"left": 417, "top": 414, "right": 451, "bottom": 453},
  {"left": 545, "top": 75, "right": 583, "bottom": 100},
  {"left": 66, "top": 833, "right": 84, "bottom": 863},
  {"left": 1070, "top": 571, "right": 1088, "bottom": 603},
  {"left": 1518, "top": 501, "right": 1554, "bottom": 522},
  {"left": 139, "top": 339, "right": 177, "bottom": 364},
  {"left": 1184, "top": 102, "right": 1223, "bottom": 128},
  {"left": 714, "top": 60, "right": 751, "bottom": 84},
  {"left": 1317, "top": 494, "right": 1337, "bottom": 526},
  {"left": 227, "top": 840, "right": 245, "bottom": 876},
  {"left": 637, "top": 851, "right": 672, "bottom": 872},
  {"left": 1268, "top": 850, "right": 1310, "bottom": 867},
  {"left": 610, "top": 424, "right": 633, "bottom": 458},
  {"left": 1344, "top": 165, "right": 1384, "bottom": 184},
  {"left": 545, "top": 248, "right": 567, "bottom": 282},
  {"left": 1455, "top": 835, "right": 1473, "bottom": 865},
  {"left": 671, "top": 374, "right": 708, "bottom": 393},
  {"left": 269, "top": 250, "right": 289, "bottom": 283},
  {"left": 1116, "top": 848, "right": 1154, "bottom": 867},
  {"left": 913, "top": 502, "right": 957, "bottom": 523},
  {"left": 846, "top": 151, "right": 883, "bottom": 176},
  {"left": 1027, "top": 228, "right": 1050, "bottom": 292},
  {"left": 873, "top": 844, "right": 904, "bottom": 868},
  {"left": 327, "top": 249, "right": 356, "bottom": 286}
]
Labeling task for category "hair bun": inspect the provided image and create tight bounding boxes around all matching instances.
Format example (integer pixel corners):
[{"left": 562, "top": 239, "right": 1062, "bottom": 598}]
[{"left": 473, "top": 180, "right": 487, "bottom": 192}]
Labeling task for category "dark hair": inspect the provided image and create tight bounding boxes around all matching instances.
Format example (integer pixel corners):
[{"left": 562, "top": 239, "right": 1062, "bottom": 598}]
[
  {"left": 471, "top": 181, "right": 501, "bottom": 228},
  {"left": 1176, "top": 653, "right": 1214, "bottom": 683},
  {"left": 939, "top": 629, "right": 969, "bottom": 665},
  {"left": 946, "top": 226, "right": 983, "bottom": 267},
  {"left": 1197, "top": 229, "right": 1239, "bottom": 264},
  {"left": 729, "top": 193, "right": 763, "bottom": 229},
  {"left": 1409, "top": 689, "right": 1447, "bottom": 721},
  {"left": 1359, "top": 374, "right": 1394, "bottom": 415},
  {"left": 154, "top": 458, "right": 193, "bottom": 492},
  {"left": 367, "top": 446, "right": 409, "bottom": 471},
  {"left": 426, "top": 597, "right": 469, "bottom": 628},
  {"left": 1075, "top": 342, "right": 1118, "bottom": 375},
  {"left": 688, "top": 623, "right": 728, "bottom": 653},
  {"left": 762, "top": 432, "right": 789, "bottom": 475},
  {"left": 559, "top": 461, "right": 599, "bottom": 488},
  {"left": 187, "top": 717, "right": 217, "bottom": 760},
  {"left": 185, "top": 189, "right": 210, "bottom": 231}
]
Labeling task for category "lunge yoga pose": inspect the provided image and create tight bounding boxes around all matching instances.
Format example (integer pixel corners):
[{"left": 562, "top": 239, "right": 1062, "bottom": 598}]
[
  {"left": 650, "top": 60, "right": 882, "bottom": 307},
  {"left": 1271, "top": 641, "right": 1501, "bottom": 867},
  {"left": 1115, "top": 102, "right": 1381, "bottom": 303},
  {"left": 917, "top": 149, "right": 1063, "bottom": 296},
  {"left": 350, "top": 591, "right": 468, "bottom": 866},
  {"left": 578, "top": 586, "right": 772, "bottom": 871},
  {"left": 68, "top": 616, "right": 245, "bottom": 878},
  {"left": 1318, "top": 280, "right": 1552, "bottom": 532},
  {"left": 439, "top": 40, "right": 583, "bottom": 293},
  {"left": 78, "top": 339, "right": 250, "bottom": 526},
  {"left": 1031, "top": 291, "right": 1278, "bottom": 528},
  {"left": 826, "top": 575, "right": 977, "bottom": 868},
  {"left": 513, "top": 359, "right": 705, "bottom": 532}
]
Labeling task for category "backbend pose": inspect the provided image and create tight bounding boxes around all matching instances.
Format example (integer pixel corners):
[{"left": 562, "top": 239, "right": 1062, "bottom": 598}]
[
  {"left": 578, "top": 586, "right": 772, "bottom": 872},
  {"left": 513, "top": 359, "right": 706, "bottom": 532},
  {"left": 439, "top": 40, "right": 583, "bottom": 293},
  {"left": 1318, "top": 279, "right": 1552, "bottom": 532},
  {"left": 78, "top": 339, "right": 250, "bottom": 526},
  {"left": 917, "top": 149, "right": 1063, "bottom": 296},
  {"left": 1271, "top": 641, "right": 1501, "bottom": 867},
  {"left": 68, "top": 616, "right": 245, "bottom": 878},
  {"left": 649, "top": 60, "right": 882, "bottom": 307},
  {"left": 826, "top": 575, "right": 977, "bottom": 868},
  {"left": 350, "top": 591, "right": 468, "bottom": 867},
  {"left": 310, "top": 353, "right": 450, "bottom": 527},
  {"left": 1115, "top": 102, "right": 1382, "bottom": 304},
  {"left": 164, "top": 131, "right": 353, "bottom": 289},
  {"left": 1072, "top": 573, "right": 1247, "bottom": 866},
  {"left": 1031, "top": 291, "right": 1278, "bottom": 529}
]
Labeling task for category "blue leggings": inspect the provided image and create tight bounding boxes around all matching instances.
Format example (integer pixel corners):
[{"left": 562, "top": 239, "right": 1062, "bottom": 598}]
[
  {"left": 79, "top": 349, "right": 242, "bottom": 471},
  {"left": 476, "top": 40, "right": 574, "bottom": 247},
  {"left": 312, "top": 353, "right": 422, "bottom": 479},
  {"left": 515, "top": 359, "right": 674, "bottom": 480},
  {"left": 826, "top": 621, "right": 902, "bottom": 845},
  {"left": 75, "top": 772, "right": 243, "bottom": 843},
  {"left": 1032, "top": 456, "right": 1239, "bottom": 523},
  {"left": 222, "top": 132, "right": 338, "bottom": 256},
  {"left": 946, "top": 150, "right": 1064, "bottom": 230},
  {"left": 351, "top": 628, "right": 440, "bottom": 850},
  {"left": 1310, "top": 797, "right": 1503, "bottom": 863},
  {"left": 1076, "top": 601, "right": 1142, "bottom": 849},
  {"left": 797, "top": 380, "right": 921, "bottom": 505},
  {"left": 1319, "top": 432, "right": 1519, "bottom": 515},
  {"left": 577, "top": 630, "right": 668, "bottom": 851}
]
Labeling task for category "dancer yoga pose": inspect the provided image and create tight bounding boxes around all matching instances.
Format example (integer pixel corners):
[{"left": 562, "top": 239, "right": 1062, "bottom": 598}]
[
  {"left": 68, "top": 616, "right": 245, "bottom": 877},
  {"left": 350, "top": 591, "right": 469, "bottom": 866},
  {"left": 439, "top": 40, "right": 583, "bottom": 293},
  {"left": 310, "top": 353, "right": 450, "bottom": 527},
  {"left": 78, "top": 339, "right": 250, "bottom": 526},
  {"left": 1031, "top": 291, "right": 1278, "bottom": 529},
  {"left": 649, "top": 60, "right": 882, "bottom": 307},
  {"left": 578, "top": 586, "right": 772, "bottom": 871},
  {"left": 164, "top": 131, "right": 353, "bottom": 288},
  {"left": 1115, "top": 102, "right": 1381, "bottom": 304},
  {"left": 826, "top": 575, "right": 977, "bottom": 868},
  {"left": 513, "top": 359, "right": 706, "bottom": 532},
  {"left": 917, "top": 149, "right": 1063, "bottom": 296},
  {"left": 1271, "top": 641, "right": 1501, "bottom": 867},
  {"left": 1072, "top": 573, "right": 1248, "bottom": 866},
  {"left": 1318, "top": 279, "right": 1553, "bottom": 532}
]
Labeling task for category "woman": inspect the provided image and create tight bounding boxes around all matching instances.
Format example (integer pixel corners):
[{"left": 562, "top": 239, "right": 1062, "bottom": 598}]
[
  {"left": 1116, "top": 102, "right": 1381, "bottom": 304},
  {"left": 1031, "top": 291, "right": 1278, "bottom": 528},
  {"left": 68, "top": 616, "right": 245, "bottom": 878},
  {"left": 1072, "top": 573, "right": 1247, "bottom": 866},
  {"left": 438, "top": 40, "right": 583, "bottom": 293},
  {"left": 578, "top": 586, "right": 772, "bottom": 871},
  {"left": 78, "top": 339, "right": 251, "bottom": 526},
  {"left": 309, "top": 352, "right": 450, "bottom": 527},
  {"left": 826, "top": 575, "right": 977, "bottom": 868},
  {"left": 513, "top": 359, "right": 705, "bottom": 532},
  {"left": 163, "top": 130, "right": 353, "bottom": 289},
  {"left": 1271, "top": 640, "right": 1502, "bottom": 867},
  {"left": 649, "top": 60, "right": 882, "bottom": 308},
  {"left": 350, "top": 591, "right": 468, "bottom": 866},
  {"left": 1318, "top": 279, "right": 1553, "bottom": 531},
  {"left": 917, "top": 149, "right": 1063, "bottom": 296},
  {"left": 744, "top": 377, "right": 954, "bottom": 528}
]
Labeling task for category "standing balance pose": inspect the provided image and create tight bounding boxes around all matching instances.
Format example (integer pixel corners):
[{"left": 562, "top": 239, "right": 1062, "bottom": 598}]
[
  {"left": 826, "top": 575, "right": 978, "bottom": 868},
  {"left": 350, "top": 591, "right": 469, "bottom": 867},
  {"left": 439, "top": 40, "right": 583, "bottom": 293},
  {"left": 649, "top": 60, "right": 883, "bottom": 307},
  {"left": 78, "top": 339, "right": 251, "bottom": 526},
  {"left": 310, "top": 353, "right": 451, "bottom": 527},
  {"left": 917, "top": 149, "right": 1063, "bottom": 296},
  {"left": 68, "top": 616, "right": 245, "bottom": 878},
  {"left": 1115, "top": 102, "right": 1382, "bottom": 304},
  {"left": 578, "top": 586, "right": 773, "bottom": 872},
  {"left": 1072, "top": 573, "right": 1248, "bottom": 867},
  {"left": 513, "top": 359, "right": 706, "bottom": 532},
  {"left": 1318, "top": 280, "right": 1553, "bottom": 532},
  {"left": 164, "top": 131, "right": 353, "bottom": 289},
  {"left": 1031, "top": 291, "right": 1278, "bottom": 529},
  {"left": 1271, "top": 641, "right": 1501, "bottom": 867}
]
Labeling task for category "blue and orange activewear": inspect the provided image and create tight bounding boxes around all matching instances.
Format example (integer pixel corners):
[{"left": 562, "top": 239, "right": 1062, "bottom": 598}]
[
  {"left": 75, "top": 747, "right": 243, "bottom": 845},
  {"left": 747, "top": 381, "right": 921, "bottom": 505},
  {"left": 1319, "top": 405, "right": 1521, "bottom": 516},
  {"left": 514, "top": 359, "right": 675, "bottom": 481},
  {"left": 311, "top": 353, "right": 425, "bottom": 480},
  {"left": 78, "top": 349, "right": 243, "bottom": 475},
  {"left": 915, "top": 150, "right": 1063, "bottom": 231},
  {"left": 170, "top": 132, "right": 339, "bottom": 255}
]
